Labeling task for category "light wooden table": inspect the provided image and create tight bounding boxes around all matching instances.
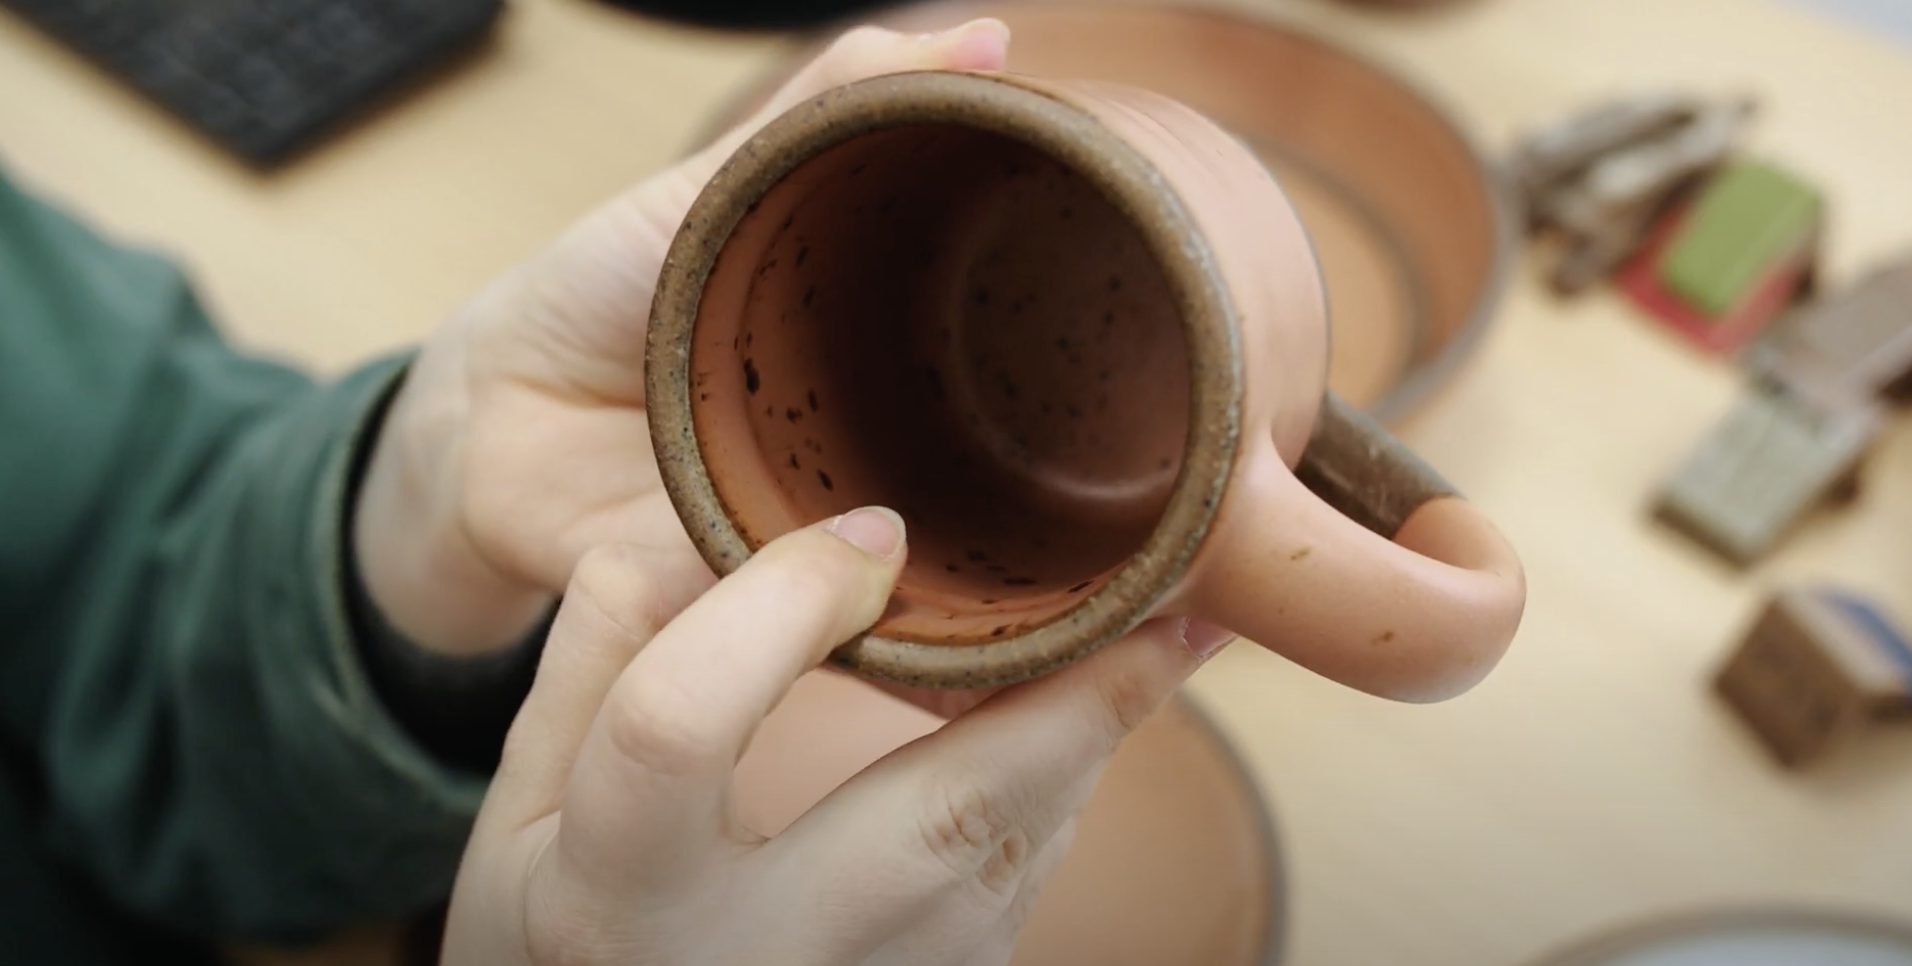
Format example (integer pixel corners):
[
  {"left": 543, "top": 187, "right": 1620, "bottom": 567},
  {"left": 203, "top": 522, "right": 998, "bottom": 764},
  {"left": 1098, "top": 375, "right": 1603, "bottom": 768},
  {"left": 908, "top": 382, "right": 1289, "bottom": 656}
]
[{"left": 4, "top": 1, "right": 1909, "bottom": 965}]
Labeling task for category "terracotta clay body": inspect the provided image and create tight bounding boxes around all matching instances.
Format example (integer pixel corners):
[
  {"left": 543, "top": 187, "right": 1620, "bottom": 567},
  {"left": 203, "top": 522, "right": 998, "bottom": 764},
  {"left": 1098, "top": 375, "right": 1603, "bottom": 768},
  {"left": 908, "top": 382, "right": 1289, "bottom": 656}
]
[
  {"left": 648, "top": 71, "right": 1526, "bottom": 698},
  {"left": 702, "top": 0, "right": 1517, "bottom": 423}
]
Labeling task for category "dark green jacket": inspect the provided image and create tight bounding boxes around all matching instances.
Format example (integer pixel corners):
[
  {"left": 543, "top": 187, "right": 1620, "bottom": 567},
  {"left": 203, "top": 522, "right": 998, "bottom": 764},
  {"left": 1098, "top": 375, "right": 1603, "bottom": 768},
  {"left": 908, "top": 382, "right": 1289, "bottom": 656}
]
[{"left": 0, "top": 167, "right": 509, "bottom": 962}]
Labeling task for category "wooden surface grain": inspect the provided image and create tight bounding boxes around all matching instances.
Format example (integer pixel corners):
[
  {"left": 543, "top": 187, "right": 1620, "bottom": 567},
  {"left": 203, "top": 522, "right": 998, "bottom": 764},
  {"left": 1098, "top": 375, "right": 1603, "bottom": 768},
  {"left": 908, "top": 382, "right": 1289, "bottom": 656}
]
[{"left": 3, "top": 1, "right": 1909, "bottom": 965}]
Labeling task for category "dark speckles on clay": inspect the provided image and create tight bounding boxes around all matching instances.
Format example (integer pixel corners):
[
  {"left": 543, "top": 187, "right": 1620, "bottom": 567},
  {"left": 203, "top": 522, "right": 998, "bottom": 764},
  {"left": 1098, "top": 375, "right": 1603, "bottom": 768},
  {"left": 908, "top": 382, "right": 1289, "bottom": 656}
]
[
  {"left": 743, "top": 358, "right": 760, "bottom": 395},
  {"left": 659, "top": 123, "right": 1207, "bottom": 687}
]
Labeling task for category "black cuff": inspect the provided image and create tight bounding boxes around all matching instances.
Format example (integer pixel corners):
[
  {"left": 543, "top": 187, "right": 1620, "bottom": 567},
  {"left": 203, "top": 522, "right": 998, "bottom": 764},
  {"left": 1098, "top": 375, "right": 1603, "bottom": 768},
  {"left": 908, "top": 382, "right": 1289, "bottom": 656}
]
[{"left": 337, "top": 365, "right": 550, "bottom": 776}]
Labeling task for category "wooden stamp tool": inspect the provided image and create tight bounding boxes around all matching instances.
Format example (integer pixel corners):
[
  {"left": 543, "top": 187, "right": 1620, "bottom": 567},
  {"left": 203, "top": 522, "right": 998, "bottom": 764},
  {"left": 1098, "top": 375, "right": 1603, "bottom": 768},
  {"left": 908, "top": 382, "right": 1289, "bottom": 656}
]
[
  {"left": 1513, "top": 92, "right": 1758, "bottom": 294},
  {"left": 1652, "top": 381, "right": 1883, "bottom": 566},
  {"left": 1716, "top": 586, "right": 1912, "bottom": 768},
  {"left": 1653, "top": 254, "right": 1910, "bottom": 565},
  {"left": 1746, "top": 254, "right": 1912, "bottom": 406}
]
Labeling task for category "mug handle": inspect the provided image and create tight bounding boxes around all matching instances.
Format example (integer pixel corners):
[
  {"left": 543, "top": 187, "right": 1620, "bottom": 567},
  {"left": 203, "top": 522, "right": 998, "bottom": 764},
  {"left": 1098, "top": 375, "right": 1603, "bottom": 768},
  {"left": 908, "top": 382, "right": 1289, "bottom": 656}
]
[
  {"left": 1181, "top": 392, "right": 1526, "bottom": 702},
  {"left": 1295, "top": 393, "right": 1461, "bottom": 542}
]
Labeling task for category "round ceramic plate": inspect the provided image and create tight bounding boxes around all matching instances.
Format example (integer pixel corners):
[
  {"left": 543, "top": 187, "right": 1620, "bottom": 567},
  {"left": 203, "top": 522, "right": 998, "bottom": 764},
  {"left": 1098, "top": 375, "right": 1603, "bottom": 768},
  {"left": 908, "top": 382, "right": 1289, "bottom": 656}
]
[
  {"left": 733, "top": 673, "right": 1285, "bottom": 966},
  {"left": 1529, "top": 909, "right": 1912, "bottom": 966},
  {"left": 702, "top": 0, "right": 1516, "bottom": 422}
]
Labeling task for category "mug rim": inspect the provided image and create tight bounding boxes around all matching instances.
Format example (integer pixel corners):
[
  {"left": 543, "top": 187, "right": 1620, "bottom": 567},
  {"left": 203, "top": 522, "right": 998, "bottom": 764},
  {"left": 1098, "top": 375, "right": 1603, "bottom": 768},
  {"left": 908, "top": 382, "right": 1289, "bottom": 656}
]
[{"left": 646, "top": 70, "right": 1245, "bottom": 688}]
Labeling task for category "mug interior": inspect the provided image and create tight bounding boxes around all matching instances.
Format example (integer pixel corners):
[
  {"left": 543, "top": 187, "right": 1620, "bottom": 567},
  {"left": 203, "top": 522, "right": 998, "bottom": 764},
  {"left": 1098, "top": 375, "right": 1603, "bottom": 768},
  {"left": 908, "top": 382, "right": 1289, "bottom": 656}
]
[{"left": 686, "top": 121, "right": 1192, "bottom": 645}]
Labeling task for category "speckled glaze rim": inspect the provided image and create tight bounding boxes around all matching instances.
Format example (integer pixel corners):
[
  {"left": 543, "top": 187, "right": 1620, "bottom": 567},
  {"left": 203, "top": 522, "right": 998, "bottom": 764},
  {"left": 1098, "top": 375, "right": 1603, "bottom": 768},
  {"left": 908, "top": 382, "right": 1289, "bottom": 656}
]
[
  {"left": 646, "top": 70, "right": 1243, "bottom": 689},
  {"left": 1517, "top": 906, "right": 1912, "bottom": 966},
  {"left": 689, "top": 0, "right": 1521, "bottom": 427}
]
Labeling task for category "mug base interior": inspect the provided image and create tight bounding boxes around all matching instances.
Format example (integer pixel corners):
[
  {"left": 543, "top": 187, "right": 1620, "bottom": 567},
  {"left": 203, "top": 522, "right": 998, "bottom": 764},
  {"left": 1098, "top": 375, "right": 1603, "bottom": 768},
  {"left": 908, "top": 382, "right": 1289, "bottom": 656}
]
[{"left": 687, "top": 121, "right": 1193, "bottom": 645}]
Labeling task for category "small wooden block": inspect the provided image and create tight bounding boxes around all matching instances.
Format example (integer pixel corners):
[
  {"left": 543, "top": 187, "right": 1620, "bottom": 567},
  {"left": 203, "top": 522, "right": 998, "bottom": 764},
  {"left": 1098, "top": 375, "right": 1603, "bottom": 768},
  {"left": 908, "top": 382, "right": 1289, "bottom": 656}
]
[
  {"left": 1658, "top": 159, "right": 1824, "bottom": 317},
  {"left": 1716, "top": 587, "right": 1912, "bottom": 768},
  {"left": 1619, "top": 196, "right": 1816, "bottom": 355},
  {"left": 1748, "top": 256, "right": 1912, "bottom": 404},
  {"left": 1652, "top": 385, "right": 1883, "bottom": 565}
]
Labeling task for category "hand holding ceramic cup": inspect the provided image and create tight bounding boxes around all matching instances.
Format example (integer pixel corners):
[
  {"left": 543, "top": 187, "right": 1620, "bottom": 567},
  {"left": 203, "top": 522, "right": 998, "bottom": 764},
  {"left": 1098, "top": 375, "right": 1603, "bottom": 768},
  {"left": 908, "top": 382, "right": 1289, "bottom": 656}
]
[{"left": 648, "top": 70, "right": 1527, "bottom": 700}]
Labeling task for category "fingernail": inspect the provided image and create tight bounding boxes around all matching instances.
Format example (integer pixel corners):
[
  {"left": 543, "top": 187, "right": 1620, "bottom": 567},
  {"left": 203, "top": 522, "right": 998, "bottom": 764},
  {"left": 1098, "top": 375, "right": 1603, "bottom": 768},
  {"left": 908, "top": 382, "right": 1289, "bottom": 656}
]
[
  {"left": 828, "top": 507, "right": 906, "bottom": 560},
  {"left": 1180, "top": 619, "right": 1235, "bottom": 660},
  {"left": 928, "top": 18, "right": 1009, "bottom": 63},
  {"left": 966, "top": 17, "right": 1011, "bottom": 45}
]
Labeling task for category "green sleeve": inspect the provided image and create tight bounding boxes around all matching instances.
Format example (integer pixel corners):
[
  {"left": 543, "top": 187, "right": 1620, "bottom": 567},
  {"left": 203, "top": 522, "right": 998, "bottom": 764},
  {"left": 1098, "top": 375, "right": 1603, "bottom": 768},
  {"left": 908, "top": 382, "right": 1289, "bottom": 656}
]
[{"left": 0, "top": 169, "right": 486, "bottom": 944}]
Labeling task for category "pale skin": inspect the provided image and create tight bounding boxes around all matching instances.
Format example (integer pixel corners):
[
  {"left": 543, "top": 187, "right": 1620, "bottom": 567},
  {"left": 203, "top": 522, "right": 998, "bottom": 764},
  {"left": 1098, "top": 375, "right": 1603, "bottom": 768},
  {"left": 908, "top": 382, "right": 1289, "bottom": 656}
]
[{"left": 349, "top": 19, "right": 1234, "bottom": 966}]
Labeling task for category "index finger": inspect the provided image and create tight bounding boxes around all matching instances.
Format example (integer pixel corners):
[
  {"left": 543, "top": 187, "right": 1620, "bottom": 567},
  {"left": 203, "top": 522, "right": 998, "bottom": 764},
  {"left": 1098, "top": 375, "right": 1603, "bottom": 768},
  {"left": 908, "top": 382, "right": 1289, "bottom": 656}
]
[{"left": 555, "top": 507, "right": 909, "bottom": 890}]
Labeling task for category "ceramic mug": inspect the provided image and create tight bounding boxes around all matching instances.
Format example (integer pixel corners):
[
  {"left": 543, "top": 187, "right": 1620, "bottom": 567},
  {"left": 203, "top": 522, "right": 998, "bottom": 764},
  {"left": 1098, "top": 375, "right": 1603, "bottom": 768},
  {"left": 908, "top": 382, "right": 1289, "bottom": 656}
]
[{"left": 647, "top": 71, "right": 1526, "bottom": 699}]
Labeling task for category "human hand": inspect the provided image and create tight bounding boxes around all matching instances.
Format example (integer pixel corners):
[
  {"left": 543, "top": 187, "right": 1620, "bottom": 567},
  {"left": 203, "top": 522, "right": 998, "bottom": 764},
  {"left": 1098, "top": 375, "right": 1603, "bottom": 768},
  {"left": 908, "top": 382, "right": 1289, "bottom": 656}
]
[
  {"left": 438, "top": 507, "right": 1219, "bottom": 966},
  {"left": 350, "top": 21, "right": 1013, "bottom": 656}
]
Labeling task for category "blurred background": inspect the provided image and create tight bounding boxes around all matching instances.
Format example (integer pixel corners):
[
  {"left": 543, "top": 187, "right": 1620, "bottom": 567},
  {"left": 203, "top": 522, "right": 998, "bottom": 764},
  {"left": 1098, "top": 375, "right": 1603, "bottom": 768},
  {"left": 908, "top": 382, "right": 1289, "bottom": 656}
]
[
  {"left": 1777, "top": 0, "right": 1912, "bottom": 45},
  {"left": 1, "top": 1, "right": 1909, "bottom": 965}
]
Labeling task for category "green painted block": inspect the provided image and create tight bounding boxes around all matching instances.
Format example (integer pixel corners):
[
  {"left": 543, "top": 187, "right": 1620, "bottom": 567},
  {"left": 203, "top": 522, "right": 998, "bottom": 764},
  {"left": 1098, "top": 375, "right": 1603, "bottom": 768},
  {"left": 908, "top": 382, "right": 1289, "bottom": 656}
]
[{"left": 1659, "top": 159, "right": 1821, "bottom": 317}]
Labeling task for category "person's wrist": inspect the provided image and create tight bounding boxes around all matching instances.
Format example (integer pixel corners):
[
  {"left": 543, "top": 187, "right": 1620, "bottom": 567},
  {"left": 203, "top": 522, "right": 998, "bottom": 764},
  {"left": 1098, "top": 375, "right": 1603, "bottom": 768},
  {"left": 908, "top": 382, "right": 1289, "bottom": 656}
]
[{"left": 352, "top": 353, "right": 553, "bottom": 658}]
